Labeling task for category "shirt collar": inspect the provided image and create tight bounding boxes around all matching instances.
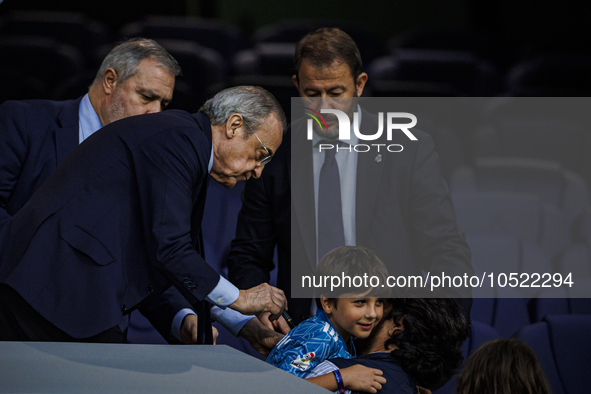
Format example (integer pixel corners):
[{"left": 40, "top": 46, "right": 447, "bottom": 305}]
[
  {"left": 78, "top": 93, "right": 103, "bottom": 143},
  {"left": 208, "top": 146, "right": 214, "bottom": 173}
]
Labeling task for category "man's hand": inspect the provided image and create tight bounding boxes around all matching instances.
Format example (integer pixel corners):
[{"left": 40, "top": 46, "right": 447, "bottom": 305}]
[
  {"left": 257, "top": 312, "right": 291, "bottom": 334},
  {"left": 180, "top": 314, "right": 219, "bottom": 345},
  {"left": 341, "top": 365, "right": 385, "bottom": 393},
  {"left": 229, "top": 283, "right": 287, "bottom": 321},
  {"left": 238, "top": 317, "right": 284, "bottom": 356}
]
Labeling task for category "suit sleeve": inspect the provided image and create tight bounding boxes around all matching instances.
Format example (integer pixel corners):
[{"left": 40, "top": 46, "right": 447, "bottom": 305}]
[
  {"left": 131, "top": 124, "right": 222, "bottom": 307},
  {"left": 227, "top": 175, "right": 278, "bottom": 289},
  {"left": 0, "top": 101, "right": 28, "bottom": 230},
  {"left": 409, "top": 133, "right": 473, "bottom": 309}
]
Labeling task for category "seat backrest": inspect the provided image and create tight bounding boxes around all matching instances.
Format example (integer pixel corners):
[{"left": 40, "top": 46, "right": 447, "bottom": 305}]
[
  {"left": 252, "top": 19, "right": 385, "bottom": 63},
  {"left": 368, "top": 49, "right": 501, "bottom": 96},
  {"left": 452, "top": 191, "right": 571, "bottom": 258},
  {"left": 120, "top": 16, "right": 243, "bottom": 62},
  {"left": 472, "top": 98, "right": 591, "bottom": 186},
  {"left": 506, "top": 55, "right": 591, "bottom": 96},
  {"left": 0, "top": 36, "right": 85, "bottom": 90},
  {"left": 2, "top": 10, "right": 110, "bottom": 65},
  {"left": 515, "top": 315, "right": 591, "bottom": 394},
  {"left": 451, "top": 158, "right": 590, "bottom": 229}
]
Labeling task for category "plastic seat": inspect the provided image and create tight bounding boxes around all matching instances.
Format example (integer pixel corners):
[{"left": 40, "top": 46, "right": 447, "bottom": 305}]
[
  {"left": 452, "top": 192, "right": 571, "bottom": 260},
  {"left": 368, "top": 49, "right": 501, "bottom": 96},
  {"left": 389, "top": 28, "right": 515, "bottom": 73},
  {"left": 0, "top": 36, "right": 85, "bottom": 91},
  {"left": 514, "top": 315, "right": 591, "bottom": 394},
  {"left": 232, "top": 43, "right": 296, "bottom": 77},
  {"left": 471, "top": 98, "right": 591, "bottom": 186},
  {"left": 252, "top": 19, "right": 385, "bottom": 63},
  {"left": 451, "top": 158, "right": 591, "bottom": 232},
  {"left": 120, "top": 16, "right": 243, "bottom": 62},
  {"left": 1, "top": 10, "right": 110, "bottom": 67},
  {"left": 506, "top": 54, "right": 591, "bottom": 96},
  {"left": 153, "top": 39, "right": 227, "bottom": 109}
]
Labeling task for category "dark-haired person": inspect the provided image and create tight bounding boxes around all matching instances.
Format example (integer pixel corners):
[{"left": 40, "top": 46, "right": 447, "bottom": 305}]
[
  {"left": 227, "top": 27, "right": 473, "bottom": 328},
  {"left": 306, "top": 298, "right": 469, "bottom": 394},
  {"left": 455, "top": 338, "right": 551, "bottom": 394},
  {"left": 0, "top": 86, "right": 287, "bottom": 348}
]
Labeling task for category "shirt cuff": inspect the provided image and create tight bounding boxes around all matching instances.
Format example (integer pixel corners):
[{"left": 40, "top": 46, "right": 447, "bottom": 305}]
[
  {"left": 171, "top": 308, "right": 196, "bottom": 342},
  {"left": 206, "top": 276, "right": 239, "bottom": 307},
  {"left": 211, "top": 306, "right": 256, "bottom": 337}
]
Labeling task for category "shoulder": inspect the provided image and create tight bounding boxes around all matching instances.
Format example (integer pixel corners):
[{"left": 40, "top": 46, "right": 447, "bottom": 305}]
[
  {"left": 268, "top": 316, "right": 338, "bottom": 360},
  {"left": 0, "top": 98, "right": 74, "bottom": 119}
]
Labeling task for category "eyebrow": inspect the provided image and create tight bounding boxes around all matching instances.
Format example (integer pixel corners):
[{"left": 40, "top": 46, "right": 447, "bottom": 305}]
[{"left": 304, "top": 84, "right": 347, "bottom": 94}]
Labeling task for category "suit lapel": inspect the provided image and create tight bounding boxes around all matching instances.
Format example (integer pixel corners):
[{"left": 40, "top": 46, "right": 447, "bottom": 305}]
[
  {"left": 290, "top": 125, "right": 316, "bottom": 270},
  {"left": 355, "top": 110, "right": 386, "bottom": 246},
  {"left": 55, "top": 97, "right": 84, "bottom": 165}
]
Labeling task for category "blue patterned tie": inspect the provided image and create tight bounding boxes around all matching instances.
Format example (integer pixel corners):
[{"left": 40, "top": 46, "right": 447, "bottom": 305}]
[{"left": 317, "top": 142, "right": 345, "bottom": 261}]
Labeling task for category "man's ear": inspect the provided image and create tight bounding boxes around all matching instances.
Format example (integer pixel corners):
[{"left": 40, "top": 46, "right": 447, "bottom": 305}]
[
  {"left": 292, "top": 74, "right": 299, "bottom": 91},
  {"left": 389, "top": 317, "right": 404, "bottom": 337},
  {"left": 356, "top": 72, "right": 368, "bottom": 97},
  {"left": 226, "top": 113, "right": 244, "bottom": 139},
  {"left": 102, "top": 68, "right": 119, "bottom": 95}
]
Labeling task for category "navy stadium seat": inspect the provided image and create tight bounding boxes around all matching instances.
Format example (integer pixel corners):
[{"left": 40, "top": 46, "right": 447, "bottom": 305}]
[
  {"left": 368, "top": 49, "right": 501, "bottom": 96},
  {"left": 451, "top": 158, "right": 591, "bottom": 233},
  {"left": 514, "top": 315, "right": 591, "bottom": 394},
  {"left": 120, "top": 16, "right": 243, "bottom": 63}
]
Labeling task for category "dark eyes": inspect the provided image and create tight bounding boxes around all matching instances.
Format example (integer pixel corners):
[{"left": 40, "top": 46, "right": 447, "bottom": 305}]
[{"left": 306, "top": 91, "right": 344, "bottom": 97}]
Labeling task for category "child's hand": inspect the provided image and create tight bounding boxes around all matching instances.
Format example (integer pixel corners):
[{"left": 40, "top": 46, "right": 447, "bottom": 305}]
[{"left": 341, "top": 365, "right": 386, "bottom": 393}]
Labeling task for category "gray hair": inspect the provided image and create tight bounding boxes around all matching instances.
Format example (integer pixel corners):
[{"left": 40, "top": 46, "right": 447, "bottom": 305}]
[
  {"left": 199, "top": 86, "right": 287, "bottom": 132},
  {"left": 93, "top": 38, "right": 181, "bottom": 85}
]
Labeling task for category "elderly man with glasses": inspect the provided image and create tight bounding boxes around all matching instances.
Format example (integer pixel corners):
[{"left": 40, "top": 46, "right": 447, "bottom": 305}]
[{"left": 0, "top": 86, "right": 287, "bottom": 352}]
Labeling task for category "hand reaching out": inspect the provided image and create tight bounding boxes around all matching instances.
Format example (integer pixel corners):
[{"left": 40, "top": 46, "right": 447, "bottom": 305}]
[{"left": 229, "top": 283, "right": 287, "bottom": 321}]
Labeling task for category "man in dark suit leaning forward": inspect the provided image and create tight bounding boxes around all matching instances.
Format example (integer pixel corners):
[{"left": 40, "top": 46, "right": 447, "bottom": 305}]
[{"left": 0, "top": 86, "right": 287, "bottom": 347}]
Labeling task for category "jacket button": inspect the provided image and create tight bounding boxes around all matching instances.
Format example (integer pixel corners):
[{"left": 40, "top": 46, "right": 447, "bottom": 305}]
[
  {"left": 190, "top": 285, "right": 198, "bottom": 292},
  {"left": 146, "top": 286, "right": 153, "bottom": 294},
  {"left": 121, "top": 304, "right": 127, "bottom": 313},
  {"left": 183, "top": 277, "right": 190, "bottom": 284}
]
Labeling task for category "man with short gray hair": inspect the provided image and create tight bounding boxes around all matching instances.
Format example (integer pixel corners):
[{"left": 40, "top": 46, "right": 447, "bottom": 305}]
[
  {"left": 0, "top": 37, "right": 179, "bottom": 231},
  {"left": 0, "top": 85, "right": 286, "bottom": 349}
]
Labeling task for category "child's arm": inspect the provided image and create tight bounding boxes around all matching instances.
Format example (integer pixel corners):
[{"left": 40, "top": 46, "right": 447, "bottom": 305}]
[{"left": 306, "top": 364, "right": 386, "bottom": 393}]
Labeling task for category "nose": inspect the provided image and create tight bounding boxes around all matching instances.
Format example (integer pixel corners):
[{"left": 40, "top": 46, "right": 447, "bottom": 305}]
[
  {"left": 366, "top": 303, "right": 378, "bottom": 320},
  {"left": 252, "top": 165, "right": 264, "bottom": 179},
  {"left": 146, "top": 101, "right": 162, "bottom": 114}
]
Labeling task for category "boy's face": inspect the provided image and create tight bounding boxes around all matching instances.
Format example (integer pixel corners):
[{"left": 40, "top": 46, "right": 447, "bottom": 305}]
[{"left": 321, "top": 296, "right": 384, "bottom": 341}]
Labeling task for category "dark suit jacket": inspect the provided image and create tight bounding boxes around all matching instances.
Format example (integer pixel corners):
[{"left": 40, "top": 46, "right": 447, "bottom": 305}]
[
  {"left": 0, "top": 110, "right": 220, "bottom": 338},
  {"left": 228, "top": 109, "right": 472, "bottom": 323},
  {"left": 0, "top": 98, "right": 81, "bottom": 230}
]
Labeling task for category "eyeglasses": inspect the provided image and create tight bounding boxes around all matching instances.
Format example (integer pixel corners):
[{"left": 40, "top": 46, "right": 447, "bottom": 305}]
[{"left": 243, "top": 118, "right": 272, "bottom": 166}]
